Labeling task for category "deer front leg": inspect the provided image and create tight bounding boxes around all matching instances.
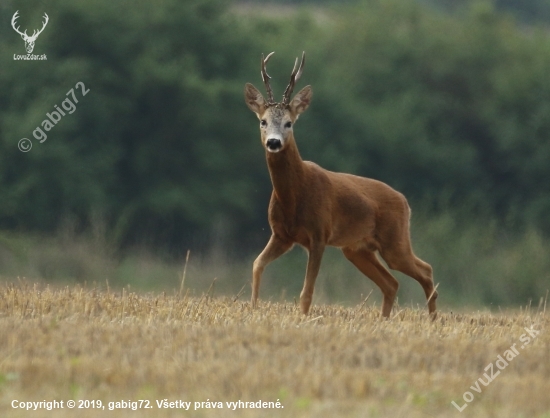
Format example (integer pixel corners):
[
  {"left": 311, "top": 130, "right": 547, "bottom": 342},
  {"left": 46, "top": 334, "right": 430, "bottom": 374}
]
[
  {"left": 300, "top": 242, "right": 325, "bottom": 314},
  {"left": 252, "top": 234, "right": 293, "bottom": 308}
]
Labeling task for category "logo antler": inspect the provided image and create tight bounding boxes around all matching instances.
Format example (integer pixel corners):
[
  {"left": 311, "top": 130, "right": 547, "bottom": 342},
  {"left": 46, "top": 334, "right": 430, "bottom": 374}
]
[{"left": 12, "top": 11, "right": 49, "bottom": 54}]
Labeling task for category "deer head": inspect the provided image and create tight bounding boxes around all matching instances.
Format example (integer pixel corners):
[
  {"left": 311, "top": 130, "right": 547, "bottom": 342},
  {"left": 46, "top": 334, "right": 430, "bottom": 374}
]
[
  {"left": 245, "top": 52, "right": 312, "bottom": 153},
  {"left": 11, "top": 11, "right": 49, "bottom": 54}
]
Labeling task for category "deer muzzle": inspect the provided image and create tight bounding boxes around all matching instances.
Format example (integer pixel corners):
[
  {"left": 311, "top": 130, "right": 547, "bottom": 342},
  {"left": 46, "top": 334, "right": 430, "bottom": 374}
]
[{"left": 266, "top": 137, "right": 283, "bottom": 152}]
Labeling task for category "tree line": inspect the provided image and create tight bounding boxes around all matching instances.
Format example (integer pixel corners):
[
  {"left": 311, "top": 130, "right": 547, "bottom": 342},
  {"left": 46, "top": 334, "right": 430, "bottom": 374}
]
[{"left": 1, "top": 0, "right": 550, "bottom": 254}]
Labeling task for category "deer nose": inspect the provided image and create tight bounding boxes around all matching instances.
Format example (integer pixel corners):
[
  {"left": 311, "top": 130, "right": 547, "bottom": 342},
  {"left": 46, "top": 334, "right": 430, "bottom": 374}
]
[{"left": 266, "top": 138, "right": 282, "bottom": 152}]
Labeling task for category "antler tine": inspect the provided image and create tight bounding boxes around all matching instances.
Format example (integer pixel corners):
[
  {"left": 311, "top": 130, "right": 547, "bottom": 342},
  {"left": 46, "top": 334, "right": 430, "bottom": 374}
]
[
  {"left": 41, "top": 13, "right": 49, "bottom": 30},
  {"left": 11, "top": 10, "right": 25, "bottom": 36},
  {"left": 261, "top": 52, "right": 276, "bottom": 104},
  {"left": 282, "top": 51, "right": 306, "bottom": 106},
  {"left": 31, "top": 13, "right": 49, "bottom": 39}
]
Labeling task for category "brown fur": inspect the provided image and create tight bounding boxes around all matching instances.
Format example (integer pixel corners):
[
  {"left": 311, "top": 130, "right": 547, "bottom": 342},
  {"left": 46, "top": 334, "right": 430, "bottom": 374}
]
[{"left": 244, "top": 73, "right": 437, "bottom": 319}]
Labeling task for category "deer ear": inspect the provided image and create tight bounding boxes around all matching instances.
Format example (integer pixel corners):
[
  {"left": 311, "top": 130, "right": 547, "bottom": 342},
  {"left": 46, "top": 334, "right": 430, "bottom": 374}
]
[
  {"left": 244, "top": 83, "right": 266, "bottom": 116},
  {"left": 289, "top": 85, "right": 312, "bottom": 116}
]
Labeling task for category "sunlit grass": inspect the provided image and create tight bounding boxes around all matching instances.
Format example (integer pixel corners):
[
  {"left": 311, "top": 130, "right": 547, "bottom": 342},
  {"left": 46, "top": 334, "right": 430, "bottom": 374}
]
[{"left": 0, "top": 282, "right": 548, "bottom": 417}]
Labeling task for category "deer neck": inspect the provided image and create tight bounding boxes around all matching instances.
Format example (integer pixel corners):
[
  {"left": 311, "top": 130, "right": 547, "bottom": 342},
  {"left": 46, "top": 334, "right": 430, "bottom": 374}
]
[{"left": 265, "top": 135, "right": 305, "bottom": 211}]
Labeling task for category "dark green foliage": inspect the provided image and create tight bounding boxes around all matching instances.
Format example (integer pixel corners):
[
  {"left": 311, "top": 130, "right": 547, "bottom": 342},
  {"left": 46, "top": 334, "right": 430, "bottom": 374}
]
[
  {"left": 0, "top": 0, "right": 270, "bottom": 250},
  {"left": 1, "top": 0, "right": 550, "bottom": 255},
  {"left": 306, "top": 0, "right": 550, "bottom": 233}
]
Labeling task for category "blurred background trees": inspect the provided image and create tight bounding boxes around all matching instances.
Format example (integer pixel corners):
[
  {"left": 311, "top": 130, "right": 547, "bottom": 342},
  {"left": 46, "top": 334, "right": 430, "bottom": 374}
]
[{"left": 1, "top": 0, "right": 549, "bottom": 306}]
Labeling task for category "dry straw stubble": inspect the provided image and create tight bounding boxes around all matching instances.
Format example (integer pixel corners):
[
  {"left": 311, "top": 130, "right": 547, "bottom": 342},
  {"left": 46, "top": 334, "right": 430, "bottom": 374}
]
[{"left": 0, "top": 282, "right": 548, "bottom": 417}]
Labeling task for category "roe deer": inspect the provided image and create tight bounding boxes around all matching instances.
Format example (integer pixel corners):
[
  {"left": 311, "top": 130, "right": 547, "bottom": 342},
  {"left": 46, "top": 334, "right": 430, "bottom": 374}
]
[{"left": 244, "top": 52, "right": 438, "bottom": 318}]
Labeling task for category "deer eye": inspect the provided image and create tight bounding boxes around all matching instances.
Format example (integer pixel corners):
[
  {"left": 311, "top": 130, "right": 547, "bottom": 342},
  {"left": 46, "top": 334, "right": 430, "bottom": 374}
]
[
  {"left": 260, "top": 120, "right": 267, "bottom": 127},
  {"left": 285, "top": 121, "right": 292, "bottom": 129}
]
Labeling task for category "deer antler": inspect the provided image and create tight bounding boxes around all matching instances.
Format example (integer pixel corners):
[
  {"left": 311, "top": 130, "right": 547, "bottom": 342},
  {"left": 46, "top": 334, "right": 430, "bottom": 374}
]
[
  {"left": 12, "top": 11, "right": 49, "bottom": 41},
  {"left": 261, "top": 52, "right": 275, "bottom": 105},
  {"left": 282, "top": 51, "right": 306, "bottom": 107},
  {"left": 29, "top": 13, "right": 49, "bottom": 41},
  {"left": 11, "top": 11, "right": 27, "bottom": 37}
]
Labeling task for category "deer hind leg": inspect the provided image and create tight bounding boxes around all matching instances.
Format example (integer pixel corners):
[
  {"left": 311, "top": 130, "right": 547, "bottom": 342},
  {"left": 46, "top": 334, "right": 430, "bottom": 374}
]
[
  {"left": 342, "top": 247, "right": 399, "bottom": 318},
  {"left": 252, "top": 234, "right": 293, "bottom": 308},
  {"left": 381, "top": 247, "right": 437, "bottom": 315}
]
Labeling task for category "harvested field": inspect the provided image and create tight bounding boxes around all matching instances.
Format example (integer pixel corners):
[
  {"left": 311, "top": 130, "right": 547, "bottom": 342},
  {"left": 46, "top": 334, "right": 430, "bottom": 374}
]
[{"left": 0, "top": 283, "right": 548, "bottom": 417}]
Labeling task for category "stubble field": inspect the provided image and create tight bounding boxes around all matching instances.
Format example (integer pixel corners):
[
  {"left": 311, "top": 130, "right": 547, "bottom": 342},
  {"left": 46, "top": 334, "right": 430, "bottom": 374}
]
[{"left": 0, "top": 282, "right": 548, "bottom": 417}]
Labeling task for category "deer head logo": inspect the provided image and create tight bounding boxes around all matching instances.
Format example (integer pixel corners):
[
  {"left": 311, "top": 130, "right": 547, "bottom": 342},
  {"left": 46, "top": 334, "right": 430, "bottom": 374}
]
[{"left": 11, "top": 11, "right": 49, "bottom": 54}]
